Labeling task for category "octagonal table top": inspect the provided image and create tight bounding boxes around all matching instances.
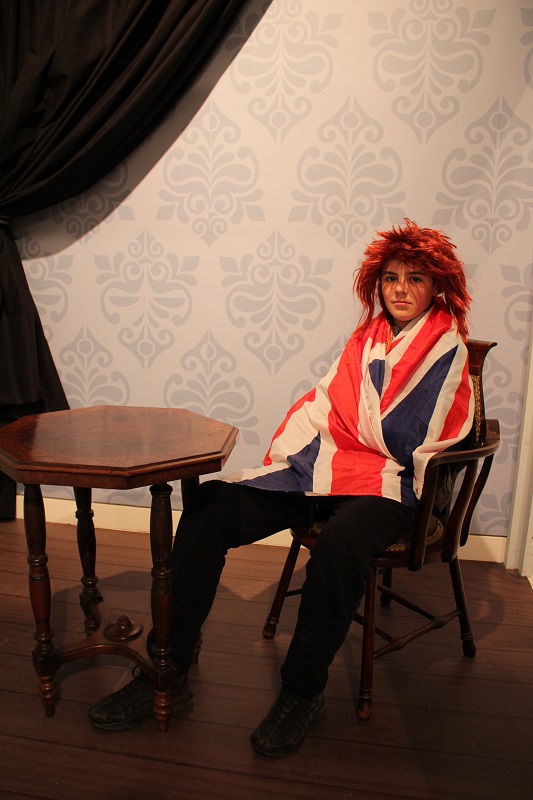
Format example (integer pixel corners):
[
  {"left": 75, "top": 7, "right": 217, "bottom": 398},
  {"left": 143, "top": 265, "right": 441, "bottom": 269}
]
[{"left": 0, "top": 406, "right": 238, "bottom": 490}]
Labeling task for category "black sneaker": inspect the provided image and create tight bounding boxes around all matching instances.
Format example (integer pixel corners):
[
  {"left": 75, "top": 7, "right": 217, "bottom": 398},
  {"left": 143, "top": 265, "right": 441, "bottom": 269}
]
[
  {"left": 88, "top": 666, "right": 193, "bottom": 731},
  {"left": 250, "top": 686, "right": 325, "bottom": 757}
]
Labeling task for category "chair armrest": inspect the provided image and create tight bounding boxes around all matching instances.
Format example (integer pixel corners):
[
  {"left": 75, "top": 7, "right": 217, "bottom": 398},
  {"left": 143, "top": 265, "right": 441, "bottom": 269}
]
[
  {"left": 408, "top": 419, "right": 500, "bottom": 570},
  {"left": 422, "top": 418, "right": 500, "bottom": 468}
]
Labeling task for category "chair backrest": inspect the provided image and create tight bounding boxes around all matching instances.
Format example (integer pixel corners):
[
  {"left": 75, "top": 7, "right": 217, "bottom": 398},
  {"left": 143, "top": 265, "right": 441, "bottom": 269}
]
[
  {"left": 466, "top": 339, "right": 496, "bottom": 445},
  {"left": 407, "top": 339, "right": 499, "bottom": 569}
]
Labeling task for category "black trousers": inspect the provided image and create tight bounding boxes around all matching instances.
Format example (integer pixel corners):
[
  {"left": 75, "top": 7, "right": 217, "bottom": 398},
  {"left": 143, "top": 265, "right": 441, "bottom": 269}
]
[{"left": 170, "top": 480, "right": 415, "bottom": 698}]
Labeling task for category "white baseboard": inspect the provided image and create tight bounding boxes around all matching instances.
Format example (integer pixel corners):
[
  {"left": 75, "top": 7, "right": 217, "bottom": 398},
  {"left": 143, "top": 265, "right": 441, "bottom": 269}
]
[
  {"left": 16, "top": 494, "right": 177, "bottom": 533},
  {"left": 16, "top": 495, "right": 506, "bottom": 562},
  {"left": 459, "top": 532, "right": 507, "bottom": 563}
]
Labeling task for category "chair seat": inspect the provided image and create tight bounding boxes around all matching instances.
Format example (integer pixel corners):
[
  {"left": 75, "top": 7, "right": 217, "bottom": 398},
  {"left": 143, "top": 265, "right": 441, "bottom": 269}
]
[
  {"left": 297, "top": 515, "right": 444, "bottom": 564},
  {"left": 375, "top": 515, "right": 444, "bottom": 563}
]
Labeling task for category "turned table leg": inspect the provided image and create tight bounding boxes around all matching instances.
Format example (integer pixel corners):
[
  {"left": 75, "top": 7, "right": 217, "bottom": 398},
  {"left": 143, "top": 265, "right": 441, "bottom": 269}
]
[
  {"left": 24, "top": 484, "right": 60, "bottom": 716},
  {"left": 149, "top": 482, "right": 176, "bottom": 732},
  {"left": 74, "top": 487, "right": 104, "bottom": 634}
]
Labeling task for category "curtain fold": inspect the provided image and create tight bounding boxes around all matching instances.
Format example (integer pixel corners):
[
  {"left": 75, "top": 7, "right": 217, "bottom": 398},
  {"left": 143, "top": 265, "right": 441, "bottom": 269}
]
[{"left": 0, "top": 0, "right": 249, "bottom": 516}]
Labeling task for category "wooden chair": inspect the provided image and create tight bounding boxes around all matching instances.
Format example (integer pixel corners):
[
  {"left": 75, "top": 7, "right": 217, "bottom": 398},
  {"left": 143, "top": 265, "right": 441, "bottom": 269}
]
[{"left": 262, "top": 340, "right": 500, "bottom": 720}]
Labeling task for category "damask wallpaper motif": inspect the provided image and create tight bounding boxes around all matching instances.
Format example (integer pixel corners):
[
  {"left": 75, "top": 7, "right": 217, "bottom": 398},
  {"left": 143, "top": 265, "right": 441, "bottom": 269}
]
[{"left": 15, "top": 0, "right": 533, "bottom": 539}]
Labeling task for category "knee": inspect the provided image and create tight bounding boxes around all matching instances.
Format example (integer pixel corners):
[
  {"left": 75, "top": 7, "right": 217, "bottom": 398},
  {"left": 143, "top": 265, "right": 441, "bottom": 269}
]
[
  {"left": 181, "top": 479, "right": 225, "bottom": 514},
  {"left": 173, "top": 481, "right": 232, "bottom": 559},
  {"left": 308, "top": 526, "right": 372, "bottom": 580}
]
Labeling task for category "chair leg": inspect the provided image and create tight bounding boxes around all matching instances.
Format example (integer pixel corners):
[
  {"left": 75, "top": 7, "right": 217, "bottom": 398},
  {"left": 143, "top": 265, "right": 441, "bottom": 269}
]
[
  {"left": 263, "top": 538, "right": 302, "bottom": 639},
  {"left": 357, "top": 567, "right": 378, "bottom": 720},
  {"left": 449, "top": 557, "right": 476, "bottom": 657}
]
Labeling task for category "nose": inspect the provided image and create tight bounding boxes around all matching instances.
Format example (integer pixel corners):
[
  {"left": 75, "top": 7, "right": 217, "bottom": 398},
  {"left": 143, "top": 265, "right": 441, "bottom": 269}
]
[{"left": 395, "top": 277, "right": 407, "bottom": 295}]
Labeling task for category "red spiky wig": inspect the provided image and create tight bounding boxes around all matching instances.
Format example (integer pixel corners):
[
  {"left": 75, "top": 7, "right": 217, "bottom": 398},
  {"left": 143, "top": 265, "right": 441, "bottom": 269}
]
[{"left": 353, "top": 219, "right": 471, "bottom": 340}]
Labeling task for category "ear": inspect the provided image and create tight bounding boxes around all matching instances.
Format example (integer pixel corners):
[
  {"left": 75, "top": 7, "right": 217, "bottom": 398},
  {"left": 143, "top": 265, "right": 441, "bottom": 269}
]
[{"left": 432, "top": 280, "right": 441, "bottom": 296}]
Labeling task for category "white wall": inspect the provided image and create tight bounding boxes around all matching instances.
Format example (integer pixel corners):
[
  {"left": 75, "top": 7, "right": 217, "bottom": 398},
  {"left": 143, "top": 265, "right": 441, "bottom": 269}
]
[{"left": 14, "top": 0, "right": 533, "bottom": 552}]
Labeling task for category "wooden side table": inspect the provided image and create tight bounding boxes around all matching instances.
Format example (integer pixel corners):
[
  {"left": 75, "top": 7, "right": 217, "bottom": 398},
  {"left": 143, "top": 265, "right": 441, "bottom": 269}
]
[{"left": 0, "top": 405, "right": 237, "bottom": 731}]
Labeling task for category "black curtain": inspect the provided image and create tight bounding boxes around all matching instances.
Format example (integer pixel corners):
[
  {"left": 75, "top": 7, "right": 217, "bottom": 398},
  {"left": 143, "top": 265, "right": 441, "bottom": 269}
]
[{"left": 0, "top": 0, "right": 249, "bottom": 517}]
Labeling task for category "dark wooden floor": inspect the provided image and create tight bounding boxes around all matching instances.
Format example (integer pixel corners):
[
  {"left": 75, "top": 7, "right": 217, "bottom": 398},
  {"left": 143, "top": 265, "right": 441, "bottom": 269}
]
[{"left": 1, "top": 516, "right": 532, "bottom": 800}]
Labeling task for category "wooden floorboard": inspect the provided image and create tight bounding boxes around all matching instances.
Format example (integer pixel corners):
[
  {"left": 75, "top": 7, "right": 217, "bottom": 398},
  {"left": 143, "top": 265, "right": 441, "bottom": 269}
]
[{"left": 1, "top": 518, "right": 532, "bottom": 800}]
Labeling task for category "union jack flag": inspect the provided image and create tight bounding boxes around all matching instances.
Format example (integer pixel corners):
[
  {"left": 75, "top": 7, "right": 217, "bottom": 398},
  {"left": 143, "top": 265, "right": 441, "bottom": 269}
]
[{"left": 226, "top": 299, "right": 474, "bottom": 509}]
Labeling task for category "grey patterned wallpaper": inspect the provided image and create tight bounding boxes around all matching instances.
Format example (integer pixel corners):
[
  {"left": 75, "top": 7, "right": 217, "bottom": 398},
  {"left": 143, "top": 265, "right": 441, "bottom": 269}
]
[{"left": 15, "top": 0, "right": 533, "bottom": 539}]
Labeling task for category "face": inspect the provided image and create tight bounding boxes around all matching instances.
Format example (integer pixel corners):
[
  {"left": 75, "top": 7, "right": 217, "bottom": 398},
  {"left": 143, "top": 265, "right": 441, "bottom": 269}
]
[{"left": 380, "top": 259, "right": 438, "bottom": 330}]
